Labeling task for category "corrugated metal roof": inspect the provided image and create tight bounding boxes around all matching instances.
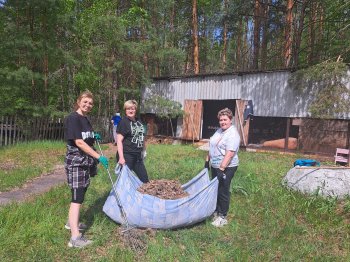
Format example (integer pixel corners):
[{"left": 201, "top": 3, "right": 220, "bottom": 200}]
[{"left": 142, "top": 69, "right": 350, "bottom": 119}]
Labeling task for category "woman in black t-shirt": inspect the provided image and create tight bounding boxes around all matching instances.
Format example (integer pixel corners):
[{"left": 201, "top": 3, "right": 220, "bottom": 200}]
[
  {"left": 117, "top": 100, "right": 149, "bottom": 183},
  {"left": 64, "top": 90, "right": 109, "bottom": 248}
]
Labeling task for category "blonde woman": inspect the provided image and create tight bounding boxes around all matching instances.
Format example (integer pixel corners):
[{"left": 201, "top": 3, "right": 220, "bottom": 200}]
[{"left": 117, "top": 100, "right": 149, "bottom": 183}]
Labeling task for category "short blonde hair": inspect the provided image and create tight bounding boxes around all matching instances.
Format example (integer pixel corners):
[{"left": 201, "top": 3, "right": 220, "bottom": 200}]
[
  {"left": 124, "top": 99, "right": 138, "bottom": 110},
  {"left": 217, "top": 108, "right": 233, "bottom": 120},
  {"left": 74, "top": 90, "right": 93, "bottom": 110}
]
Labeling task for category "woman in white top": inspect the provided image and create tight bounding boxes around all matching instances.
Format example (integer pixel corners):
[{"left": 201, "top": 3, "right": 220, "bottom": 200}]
[{"left": 205, "top": 108, "right": 240, "bottom": 227}]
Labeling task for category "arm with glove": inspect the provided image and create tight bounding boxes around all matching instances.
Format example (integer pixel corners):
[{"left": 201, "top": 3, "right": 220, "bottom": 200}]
[
  {"left": 218, "top": 150, "right": 234, "bottom": 172},
  {"left": 214, "top": 150, "right": 235, "bottom": 180},
  {"left": 98, "top": 155, "right": 109, "bottom": 169},
  {"left": 93, "top": 132, "right": 109, "bottom": 169},
  {"left": 94, "top": 132, "right": 102, "bottom": 142}
]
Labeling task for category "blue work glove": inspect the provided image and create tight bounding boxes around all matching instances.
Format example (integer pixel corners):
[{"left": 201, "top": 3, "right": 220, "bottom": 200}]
[
  {"left": 94, "top": 132, "right": 102, "bottom": 141},
  {"left": 98, "top": 156, "right": 109, "bottom": 169}
]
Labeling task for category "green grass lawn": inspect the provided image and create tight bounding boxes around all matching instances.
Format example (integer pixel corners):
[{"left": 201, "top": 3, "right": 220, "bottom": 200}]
[
  {"left": 0, "top": 142, "right": 350, "bottom": 261},
  {"left": 0, "top": 141, "right": 66, "bottom": 192}
]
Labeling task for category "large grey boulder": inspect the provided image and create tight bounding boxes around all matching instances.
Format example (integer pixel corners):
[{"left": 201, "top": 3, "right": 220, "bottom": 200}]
[{"left": 282, "top": 167, "right": 350, "bottom": 199}]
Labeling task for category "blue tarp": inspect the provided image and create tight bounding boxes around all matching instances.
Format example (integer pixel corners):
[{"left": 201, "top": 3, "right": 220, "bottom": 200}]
[
  {"left": 103, "top": 166, "right": 218, "bottom": 229},
  {"left": 293, "top": 159, "right": 320, "bottom": 167}
]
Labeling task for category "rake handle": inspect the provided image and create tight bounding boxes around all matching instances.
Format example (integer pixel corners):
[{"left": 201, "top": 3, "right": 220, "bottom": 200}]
[{"left": 95, "top": 141, "right": 131, "bottom": 228}]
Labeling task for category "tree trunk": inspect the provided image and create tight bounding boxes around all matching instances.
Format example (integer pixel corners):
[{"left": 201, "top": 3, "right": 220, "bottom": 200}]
[
  {"left": 112, "top": 76, "right": 119, "bottom": 113},
  {"left": 42, "top": 6, "right": 48, "bottom": 106},
  {"left": 169, "top": 117, "right": 174, "bottom": 137},
  {"left": 170, "top": 2, "right": 176, "bottom": 73},
  {"left": 192, "top": 0, "right": 200, "bottom": 74},
  {"left": 293, "top": 0, "right": 308, "bottom": 67},
  {"left": 253, "top": 0, "right": 261, "bottom": 69},
  {"left": 235, "top": 17, "right": 242, "bottom": 71},
  {"left": 201, "top": 15, "right": 207, "bottom": 74},
  {"left": 261, "top": 0, "right": 270, "bottom": 69},
  {"left": 28, "top": 5, "right": 36, "bottom": 101},
  {"left": 315, "top": 2, "right": 324, "bottom": 62},
  {"left": 284, "top": 0, "right": 294, "bottom": 67},
  {"left": 308, "top": 0, "right": 316, "bottom": 65},
  {"left": 184, "top": 38, "right": 192, "bottom": 74},
  {"left": 141, "top": 0, "right": 148, "bottom": 74},
  {"left": 244, "top": 16, "right": 249, "bottom": 70},
  {"left": 222, "top": 0, "right": 228, "bottom": 70}
]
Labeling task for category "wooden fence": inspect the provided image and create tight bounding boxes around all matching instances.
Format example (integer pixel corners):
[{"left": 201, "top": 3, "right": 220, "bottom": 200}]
[{"left": 0, "top": 115, "right": 114, "bottom": 147}]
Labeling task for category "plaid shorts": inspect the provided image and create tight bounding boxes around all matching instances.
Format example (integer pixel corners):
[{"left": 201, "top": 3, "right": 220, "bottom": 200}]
[{"left": 65, "top": 145, "right": 98, "bottom": 189}]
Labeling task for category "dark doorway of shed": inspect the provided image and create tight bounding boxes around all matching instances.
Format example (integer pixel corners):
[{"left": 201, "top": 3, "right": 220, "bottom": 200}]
[
  {"left": 248, "top": 116, "right": 299, "bottom": 145},
  {"left": 141, "top": 113, "right": 177, "bottom": 137},
  {"left": 202, "top": 99, "right": 236, "bottom": 139}
]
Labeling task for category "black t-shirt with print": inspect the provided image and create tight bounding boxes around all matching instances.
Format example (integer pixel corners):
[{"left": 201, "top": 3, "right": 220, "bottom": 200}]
[
  {"left": 117, "top": 117, "right": 145, "bottom": 153},
  {"left": 64, "top": 112, "right": 95, "bottom": 147}
]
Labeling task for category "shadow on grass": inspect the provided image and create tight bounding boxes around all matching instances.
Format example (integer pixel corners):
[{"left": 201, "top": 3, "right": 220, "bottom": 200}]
[{"left": 82, "top": 190, "right": 112, "bottom": 230}]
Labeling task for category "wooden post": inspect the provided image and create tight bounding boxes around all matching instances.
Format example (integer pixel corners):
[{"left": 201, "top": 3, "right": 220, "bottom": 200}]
[
  {"left": 8, "top": 116, "right": 12, "bottom": 145},
  {"left": 12, "top": 115, "right": 16, "bottom": 145},
  {"left": 236, "top": 101, "right": 247, "bottom": 146},
  {"left": 4, "top": 116, "right": 8, "bottom": 146},
  {"left": 285, "top": 118, "right": 291, "bottom": 151}
]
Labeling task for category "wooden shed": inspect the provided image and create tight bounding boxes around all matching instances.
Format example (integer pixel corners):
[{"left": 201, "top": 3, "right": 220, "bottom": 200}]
[{"left": 141, "top": 69, "right": 350, "bottom": 155}]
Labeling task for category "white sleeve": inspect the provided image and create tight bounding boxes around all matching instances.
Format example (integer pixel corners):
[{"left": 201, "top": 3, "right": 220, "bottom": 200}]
[{"left": 225, "top": 128, "right": 240, "bottom": 151}]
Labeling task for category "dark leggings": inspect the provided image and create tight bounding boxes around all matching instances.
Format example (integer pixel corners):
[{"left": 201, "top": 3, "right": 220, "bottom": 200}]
[
  {"left": 124, "top": 152, "right": 149, "bottom": 183},
  {"left": 211, "top": 166, "right": 238, "bottom": 217}
]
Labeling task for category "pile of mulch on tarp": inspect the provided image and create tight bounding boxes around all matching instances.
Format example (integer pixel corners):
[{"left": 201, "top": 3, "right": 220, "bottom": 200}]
[{"left": 137, "top": 179, "right": 189, "bottom": 199}]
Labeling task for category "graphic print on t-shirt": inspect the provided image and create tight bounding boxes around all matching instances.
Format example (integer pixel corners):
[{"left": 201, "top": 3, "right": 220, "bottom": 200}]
[
  {"left": 130, "top": 121, "right": 144, "bottom": 147},
  {"left": 82, "top": 131, "right": 94, "bottom": 140}
]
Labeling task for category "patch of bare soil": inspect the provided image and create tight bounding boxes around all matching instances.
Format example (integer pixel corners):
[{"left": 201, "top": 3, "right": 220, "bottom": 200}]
[
  {"left": 146, "top": 136, "right": 175, "bottom": 145},
  {"left": 137, "top": 179, "right": 189, "bottom": 199},
  {"left": 100, "top": 143, "right": 117, "bottom": 159},
  {"left": 0, "top": 160, "right": 17, "bottom": 171}
]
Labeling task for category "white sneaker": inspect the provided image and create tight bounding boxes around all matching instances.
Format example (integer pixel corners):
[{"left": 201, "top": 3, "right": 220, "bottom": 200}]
[
  {"left": 211, "top": 216, "right": 228, "bottom": 227},
  {"left": 65, "top": 222, "right": 88, "bottom": 231},
  {"left": 68, "top": 234, "right": 93, "bottom": 248}
]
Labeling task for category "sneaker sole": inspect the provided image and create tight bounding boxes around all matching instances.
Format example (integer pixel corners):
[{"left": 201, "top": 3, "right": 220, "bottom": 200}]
[
  {"left": 67, "top": 243, "right": 85, "bottom": 248},
  {"left": 212, "top": 224, "right": 226, "bottom": 227},
  {"left": 65, "top": 224, "right": 87, "bottom": 231},
  {"left": 67, "top": 241, "right": 91, "bottom": 248},
  {"left": 211, "top": 219, "right": 228, "bottom": 227}
]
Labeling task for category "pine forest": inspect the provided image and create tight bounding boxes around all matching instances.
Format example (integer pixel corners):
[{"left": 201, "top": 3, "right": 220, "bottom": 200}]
[{"left": 0, "top": 0, "right": 349, "bottom": 118}]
